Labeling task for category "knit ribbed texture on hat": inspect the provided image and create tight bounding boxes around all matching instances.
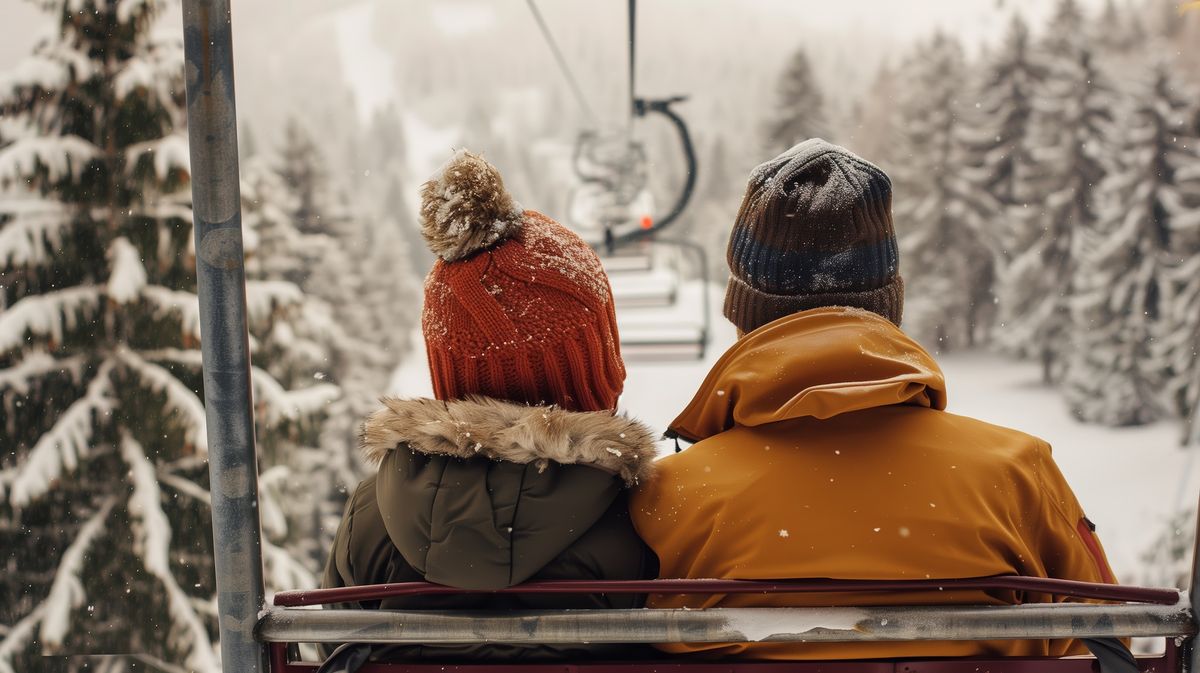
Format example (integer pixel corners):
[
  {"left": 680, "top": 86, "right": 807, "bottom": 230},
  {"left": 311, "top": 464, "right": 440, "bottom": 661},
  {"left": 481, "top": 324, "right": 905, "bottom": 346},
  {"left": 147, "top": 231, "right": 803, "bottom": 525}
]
[
  {"left": 422, "top": 211, "right": 625, "bottom": 412},
  {"left": 724, "top": 138, "right": 903, "bottom": 334}
]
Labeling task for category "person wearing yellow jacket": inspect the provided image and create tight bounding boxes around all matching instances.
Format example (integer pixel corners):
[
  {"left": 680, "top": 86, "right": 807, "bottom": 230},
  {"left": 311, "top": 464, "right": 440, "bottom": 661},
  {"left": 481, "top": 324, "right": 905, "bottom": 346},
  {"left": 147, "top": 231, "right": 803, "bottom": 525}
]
[{"left": 630, "top": 139, "right": 1118, "bottom": 661}]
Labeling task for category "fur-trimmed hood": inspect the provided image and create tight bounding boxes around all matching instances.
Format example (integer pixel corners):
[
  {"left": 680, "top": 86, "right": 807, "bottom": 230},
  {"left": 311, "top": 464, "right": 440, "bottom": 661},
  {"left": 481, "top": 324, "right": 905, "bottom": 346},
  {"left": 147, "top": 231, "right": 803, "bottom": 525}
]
[{"left": 361, "top": 396, "right": 657, "bottom": 487}]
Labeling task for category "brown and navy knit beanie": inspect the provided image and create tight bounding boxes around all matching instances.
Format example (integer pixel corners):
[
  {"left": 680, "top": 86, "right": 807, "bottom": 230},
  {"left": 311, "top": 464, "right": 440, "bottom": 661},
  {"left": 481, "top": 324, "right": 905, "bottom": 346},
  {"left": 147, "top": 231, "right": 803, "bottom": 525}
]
[
  {"left": 419, "top": 150, "right": 625, "bottom": 412},
  {"left": 724, "top": 138, "right": 903, "bottom": 334}
]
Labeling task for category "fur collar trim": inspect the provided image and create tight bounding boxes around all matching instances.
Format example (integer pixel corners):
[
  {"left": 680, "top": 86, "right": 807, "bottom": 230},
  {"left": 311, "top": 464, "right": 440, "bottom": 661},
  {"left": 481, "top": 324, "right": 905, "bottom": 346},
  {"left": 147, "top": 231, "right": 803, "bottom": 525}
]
[{"left": 360, "top": 397, "right": 657, "bottom": 486}]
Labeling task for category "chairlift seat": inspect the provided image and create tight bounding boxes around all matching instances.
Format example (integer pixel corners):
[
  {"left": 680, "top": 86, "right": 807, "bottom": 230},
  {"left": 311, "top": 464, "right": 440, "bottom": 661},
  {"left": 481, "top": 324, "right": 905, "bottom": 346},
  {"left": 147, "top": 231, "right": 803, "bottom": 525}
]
[
  {"left": 602, "top": 253, "right": 655, "bottom": 273},
  {"left": 617, "top": 324, "right": 707, "bottom": 361},
  {"left": 608, "top": 267, "right": 680, "bottom": 308}
]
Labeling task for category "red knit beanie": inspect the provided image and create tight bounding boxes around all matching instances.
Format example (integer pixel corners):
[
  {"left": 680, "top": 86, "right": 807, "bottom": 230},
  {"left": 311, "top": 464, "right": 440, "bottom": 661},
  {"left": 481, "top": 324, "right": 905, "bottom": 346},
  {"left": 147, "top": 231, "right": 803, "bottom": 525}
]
[{"left": 418, "top": 150, "right": 625, "bottom": 412}]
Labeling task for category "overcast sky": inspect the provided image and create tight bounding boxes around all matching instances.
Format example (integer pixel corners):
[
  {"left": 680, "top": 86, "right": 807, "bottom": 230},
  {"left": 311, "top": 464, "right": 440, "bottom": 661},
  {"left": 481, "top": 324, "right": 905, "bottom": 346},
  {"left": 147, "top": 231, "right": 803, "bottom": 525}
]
[{"left": 1, "top": 0, "right": 1116, "bottom": 73}]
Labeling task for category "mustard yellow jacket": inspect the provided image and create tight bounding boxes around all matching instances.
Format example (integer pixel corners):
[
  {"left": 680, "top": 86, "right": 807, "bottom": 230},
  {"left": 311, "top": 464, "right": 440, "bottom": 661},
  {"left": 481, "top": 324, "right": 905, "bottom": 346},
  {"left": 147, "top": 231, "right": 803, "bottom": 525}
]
[{"left": 631, "top": 307, "right": 1116, "bottom": 660}]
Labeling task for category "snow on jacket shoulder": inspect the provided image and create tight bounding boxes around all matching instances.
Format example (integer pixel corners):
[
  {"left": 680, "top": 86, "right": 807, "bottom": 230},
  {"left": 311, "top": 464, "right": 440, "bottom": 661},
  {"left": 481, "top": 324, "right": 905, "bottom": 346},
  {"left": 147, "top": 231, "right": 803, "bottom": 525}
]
[
  {"left": 630, "top": 306, "right": 1117, "bottom": 661},
  {"left": 322, "top": 396, "right": 660, "bottom": 662}
]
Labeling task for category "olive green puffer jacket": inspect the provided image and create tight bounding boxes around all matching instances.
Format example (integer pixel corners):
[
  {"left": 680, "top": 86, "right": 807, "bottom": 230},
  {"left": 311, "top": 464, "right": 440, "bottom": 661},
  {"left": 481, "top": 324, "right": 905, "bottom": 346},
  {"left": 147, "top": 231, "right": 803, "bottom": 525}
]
[{"left": 321, "top": 396, "right": 660, "bottom": 662}]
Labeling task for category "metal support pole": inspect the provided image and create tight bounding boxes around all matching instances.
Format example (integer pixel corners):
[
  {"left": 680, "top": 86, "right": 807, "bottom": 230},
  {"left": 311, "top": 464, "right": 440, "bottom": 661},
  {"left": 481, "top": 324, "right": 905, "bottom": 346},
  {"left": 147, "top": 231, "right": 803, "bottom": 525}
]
[{"left": 181, "top": 2, "right": 268, "bottom": 671}]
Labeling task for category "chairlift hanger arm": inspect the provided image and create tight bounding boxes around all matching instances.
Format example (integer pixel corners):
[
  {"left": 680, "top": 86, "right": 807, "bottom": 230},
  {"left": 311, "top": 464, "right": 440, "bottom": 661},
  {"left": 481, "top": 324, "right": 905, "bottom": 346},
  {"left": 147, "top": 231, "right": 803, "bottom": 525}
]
[{"left": 606, "top": 95, "right": 698, "bottom": 248}]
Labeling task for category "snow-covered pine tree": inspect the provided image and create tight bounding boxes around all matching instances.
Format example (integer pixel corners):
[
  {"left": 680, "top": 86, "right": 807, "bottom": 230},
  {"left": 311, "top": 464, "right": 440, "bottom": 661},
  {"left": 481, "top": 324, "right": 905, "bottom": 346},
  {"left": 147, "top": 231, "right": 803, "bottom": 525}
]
[
  {"left": 243, "top": 156, "right": 308, "bottom": 286},
  {"left": 0, "top": 3, "right": 334, "bottom": 670},
  {"left": 891, "top": 32, "right": 993, "bottom": 351},
  {"left": 364, "top": 104, "right": 408, "bottom": 185},
  {"left": 1063, "top": 61, "right": 1196, "bottom": 426},
  {"left": 358, "top": 107, "right": 432, "bottom": 280},
  {"left": 763, "top": 47, "right": 829, "bottom": 153},
  {"left": 1138, "top": 507, "right": 1195, "bottom": 588},
  {"left": 241, "top": 156, "right": 346, "bottom": 570},
  {"left": 1158, "top": 75, "right": 1200, "bottom": 444},
  {"left": 278, "top": 118, "right": 336, "bottom": 237},
  {"left": 953, "top": 15, "right": 1047, "bottom": 345},
  {"left": 845, "top": 62, "right": 901, "bottom": 172},
  {"left": 960, "top": 15, "right": 1046, "bottom": 254},
  {"left": 1092, "top": 0, "right": 1148, "bottom": 59},
  {"left": 1041, "top": 0, "right": 1088, "bottom": 62},
  {"left": 992, "top": 41, "right": 1118, "bottom": 382},
  {"left": 381, "top": 168, "right": 434, "bottom": 275},
  {"left": 1179, "top": 8, "right": 1200, "bottom": 90},
  {"left": 268, "top": 120, "right": 420, "bottom": 541}
]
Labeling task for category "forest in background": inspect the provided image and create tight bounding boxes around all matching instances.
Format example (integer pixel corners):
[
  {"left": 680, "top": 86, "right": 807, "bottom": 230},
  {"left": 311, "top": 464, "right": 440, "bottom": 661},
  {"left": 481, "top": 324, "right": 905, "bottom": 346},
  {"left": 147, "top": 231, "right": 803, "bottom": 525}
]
[{"left": 1, "top": 0, "right": 1199, "bottom": 670}]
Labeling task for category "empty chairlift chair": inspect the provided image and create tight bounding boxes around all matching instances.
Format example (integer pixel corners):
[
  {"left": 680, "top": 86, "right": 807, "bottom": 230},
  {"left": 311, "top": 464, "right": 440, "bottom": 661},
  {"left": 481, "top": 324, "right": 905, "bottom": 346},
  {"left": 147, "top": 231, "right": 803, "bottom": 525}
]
[{"left": 605, "top": 243, "right": 710, "bottom": 361}]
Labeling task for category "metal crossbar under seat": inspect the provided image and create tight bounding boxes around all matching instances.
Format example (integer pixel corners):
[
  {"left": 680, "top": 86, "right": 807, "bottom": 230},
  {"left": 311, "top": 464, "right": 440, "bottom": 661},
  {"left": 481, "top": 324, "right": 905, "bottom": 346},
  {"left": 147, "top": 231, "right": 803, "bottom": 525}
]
[
  {"left": 259, "top": 578, "right": 1193, "bottom": 646},
  {"left": 258, "top": 601, "right": 1194, "bottom": 645},
  {"left": 257, "top": 578, "right": 1196, "bottom": 671},
  {"left": 271, "top": 577, "right": 1183, "bottom": 608}
]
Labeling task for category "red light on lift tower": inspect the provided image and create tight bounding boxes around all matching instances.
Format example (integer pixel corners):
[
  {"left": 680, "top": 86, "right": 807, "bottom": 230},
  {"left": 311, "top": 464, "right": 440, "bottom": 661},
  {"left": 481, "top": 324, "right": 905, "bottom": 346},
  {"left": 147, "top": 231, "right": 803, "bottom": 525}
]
[{"left": 640, "top": 215, "right": 654, "bottom": 230}]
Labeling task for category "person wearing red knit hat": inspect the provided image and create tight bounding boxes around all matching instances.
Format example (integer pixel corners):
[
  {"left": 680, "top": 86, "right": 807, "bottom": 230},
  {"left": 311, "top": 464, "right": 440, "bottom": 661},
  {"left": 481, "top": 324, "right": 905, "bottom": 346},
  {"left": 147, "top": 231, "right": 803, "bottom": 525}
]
[
  {"left": 320, "top": 151, "right": 659, "bottom": 666},
  {"left": 417, "top": 150, "right": 627, "bottom": 411}
]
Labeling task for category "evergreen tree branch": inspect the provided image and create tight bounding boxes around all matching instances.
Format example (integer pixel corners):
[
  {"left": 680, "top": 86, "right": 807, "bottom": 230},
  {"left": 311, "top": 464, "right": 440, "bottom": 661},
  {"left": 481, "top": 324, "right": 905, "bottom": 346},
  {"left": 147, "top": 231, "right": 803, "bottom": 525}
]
[
  {"left": 250, "top": 365, "right": 339, "bottom": 427},
  {"left": 112, "top": 39, "right": 184, "bottom": 106},
  {"left": 138, "top": 286, "right": 202, "bottom": 344},
  {"left": 124, "top": 134, "right": 190, "bottom": 182},
  {"left": 0, "top": 286, "right": 103, "bottom": 355},
  {"left": 258, "top": 465, "right": 291, "bottom": 540},
  {"left": 0, "top": 45, "right": 87, "bottom": 101},
  {"left": 245, "top": 280, "right": 304, "bottom": 324},
  {"left": 0, "top": 200, "right": 71, "bottom": 267},
  {"left": 120, "top": 432, "right": 219, "bottom": 673},
  {"left": 156, "top": 470, "right": 210, "bottom": 506},
  {"left": 120, "top": 433, "right": 171, "bottom": 577},
  {"left": 0, "top": 351, "right": 85, "bottom": 394},
  {"left": 107, "top": 237, "right": 148, "bottom": 304},
  {"left": 125, "top": 203, "right": 193, "bottom": 223},
  {"left": 0, "top": 600, "right": 46, "bottom": 673},
  {"left": 263, "top": 538, "right": 316, "bottom": 593},
  {"left": 7, "top": 359, "right": 115, "bottom": 505},
  {"left": 130, "top": 653, "right": 192, "bottom": 673},
  {"left": 116, "top": 348, "right": 207, "bottom": 453},
  {"left": 0, "top": 136, "right": 100, "bottom": 186},
  {"left": 138, "top": 348, "right": 203, "bottom": 369},
  {"left": 39, "top": 497, "right": 117, "bottom": 653}
]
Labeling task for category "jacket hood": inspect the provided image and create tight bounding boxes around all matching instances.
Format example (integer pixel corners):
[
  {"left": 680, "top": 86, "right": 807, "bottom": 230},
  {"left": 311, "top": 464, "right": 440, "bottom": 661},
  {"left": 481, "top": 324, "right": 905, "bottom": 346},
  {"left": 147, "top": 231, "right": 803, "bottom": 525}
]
[
  {"left": 361, "top": 396, "right": 657, "bottom": 486},
  {"left": 362, "top": 396, "right": 657, "bottom": 589},
  {"left": 669, "top": 307, "right": 947, "bottom": 442}
]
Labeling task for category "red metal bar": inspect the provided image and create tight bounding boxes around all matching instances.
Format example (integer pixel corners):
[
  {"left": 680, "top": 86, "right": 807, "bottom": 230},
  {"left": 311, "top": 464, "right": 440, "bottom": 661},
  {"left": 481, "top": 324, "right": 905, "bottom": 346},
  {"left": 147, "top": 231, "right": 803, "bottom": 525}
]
[
  {"left": 270, "top": 653, "right": 1176, "bottom": 673},
  {"left": 269, "top": 642, "right": 291, "bottom": 672},
  {"left": 273, "top": 576, "right": 1180, "bottom": 608}
]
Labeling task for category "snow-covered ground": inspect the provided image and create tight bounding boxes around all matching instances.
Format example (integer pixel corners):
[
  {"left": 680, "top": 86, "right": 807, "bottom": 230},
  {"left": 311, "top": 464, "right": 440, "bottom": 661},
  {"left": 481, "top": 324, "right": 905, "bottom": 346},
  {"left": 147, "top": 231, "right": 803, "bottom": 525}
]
[
  {"left": 938, "top": 352, "right": 1195, "bottom": 580},
  {"left": 390, "top": 281, "right": 1198, "bottom": 583}
]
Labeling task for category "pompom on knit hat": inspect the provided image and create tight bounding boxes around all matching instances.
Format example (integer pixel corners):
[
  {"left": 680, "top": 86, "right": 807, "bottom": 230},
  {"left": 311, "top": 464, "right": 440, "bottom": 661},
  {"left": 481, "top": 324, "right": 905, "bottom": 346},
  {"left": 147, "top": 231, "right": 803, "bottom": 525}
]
[
  {"left": 724, "top": 138, "right": 903, "bottom": 334},
  {"left": 418, "top": 150, "right": 625, "bottom": 412}
]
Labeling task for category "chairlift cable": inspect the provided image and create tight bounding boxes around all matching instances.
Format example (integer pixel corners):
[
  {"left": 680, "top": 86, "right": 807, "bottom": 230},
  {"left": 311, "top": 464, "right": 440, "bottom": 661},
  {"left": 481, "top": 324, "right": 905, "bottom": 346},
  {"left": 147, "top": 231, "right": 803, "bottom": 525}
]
[
  {"left": 524, "top": 0, "right": 600, "bottom": 127},
  {"left": 628, "top": 0, "right": 637, "bottom": 131}
]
